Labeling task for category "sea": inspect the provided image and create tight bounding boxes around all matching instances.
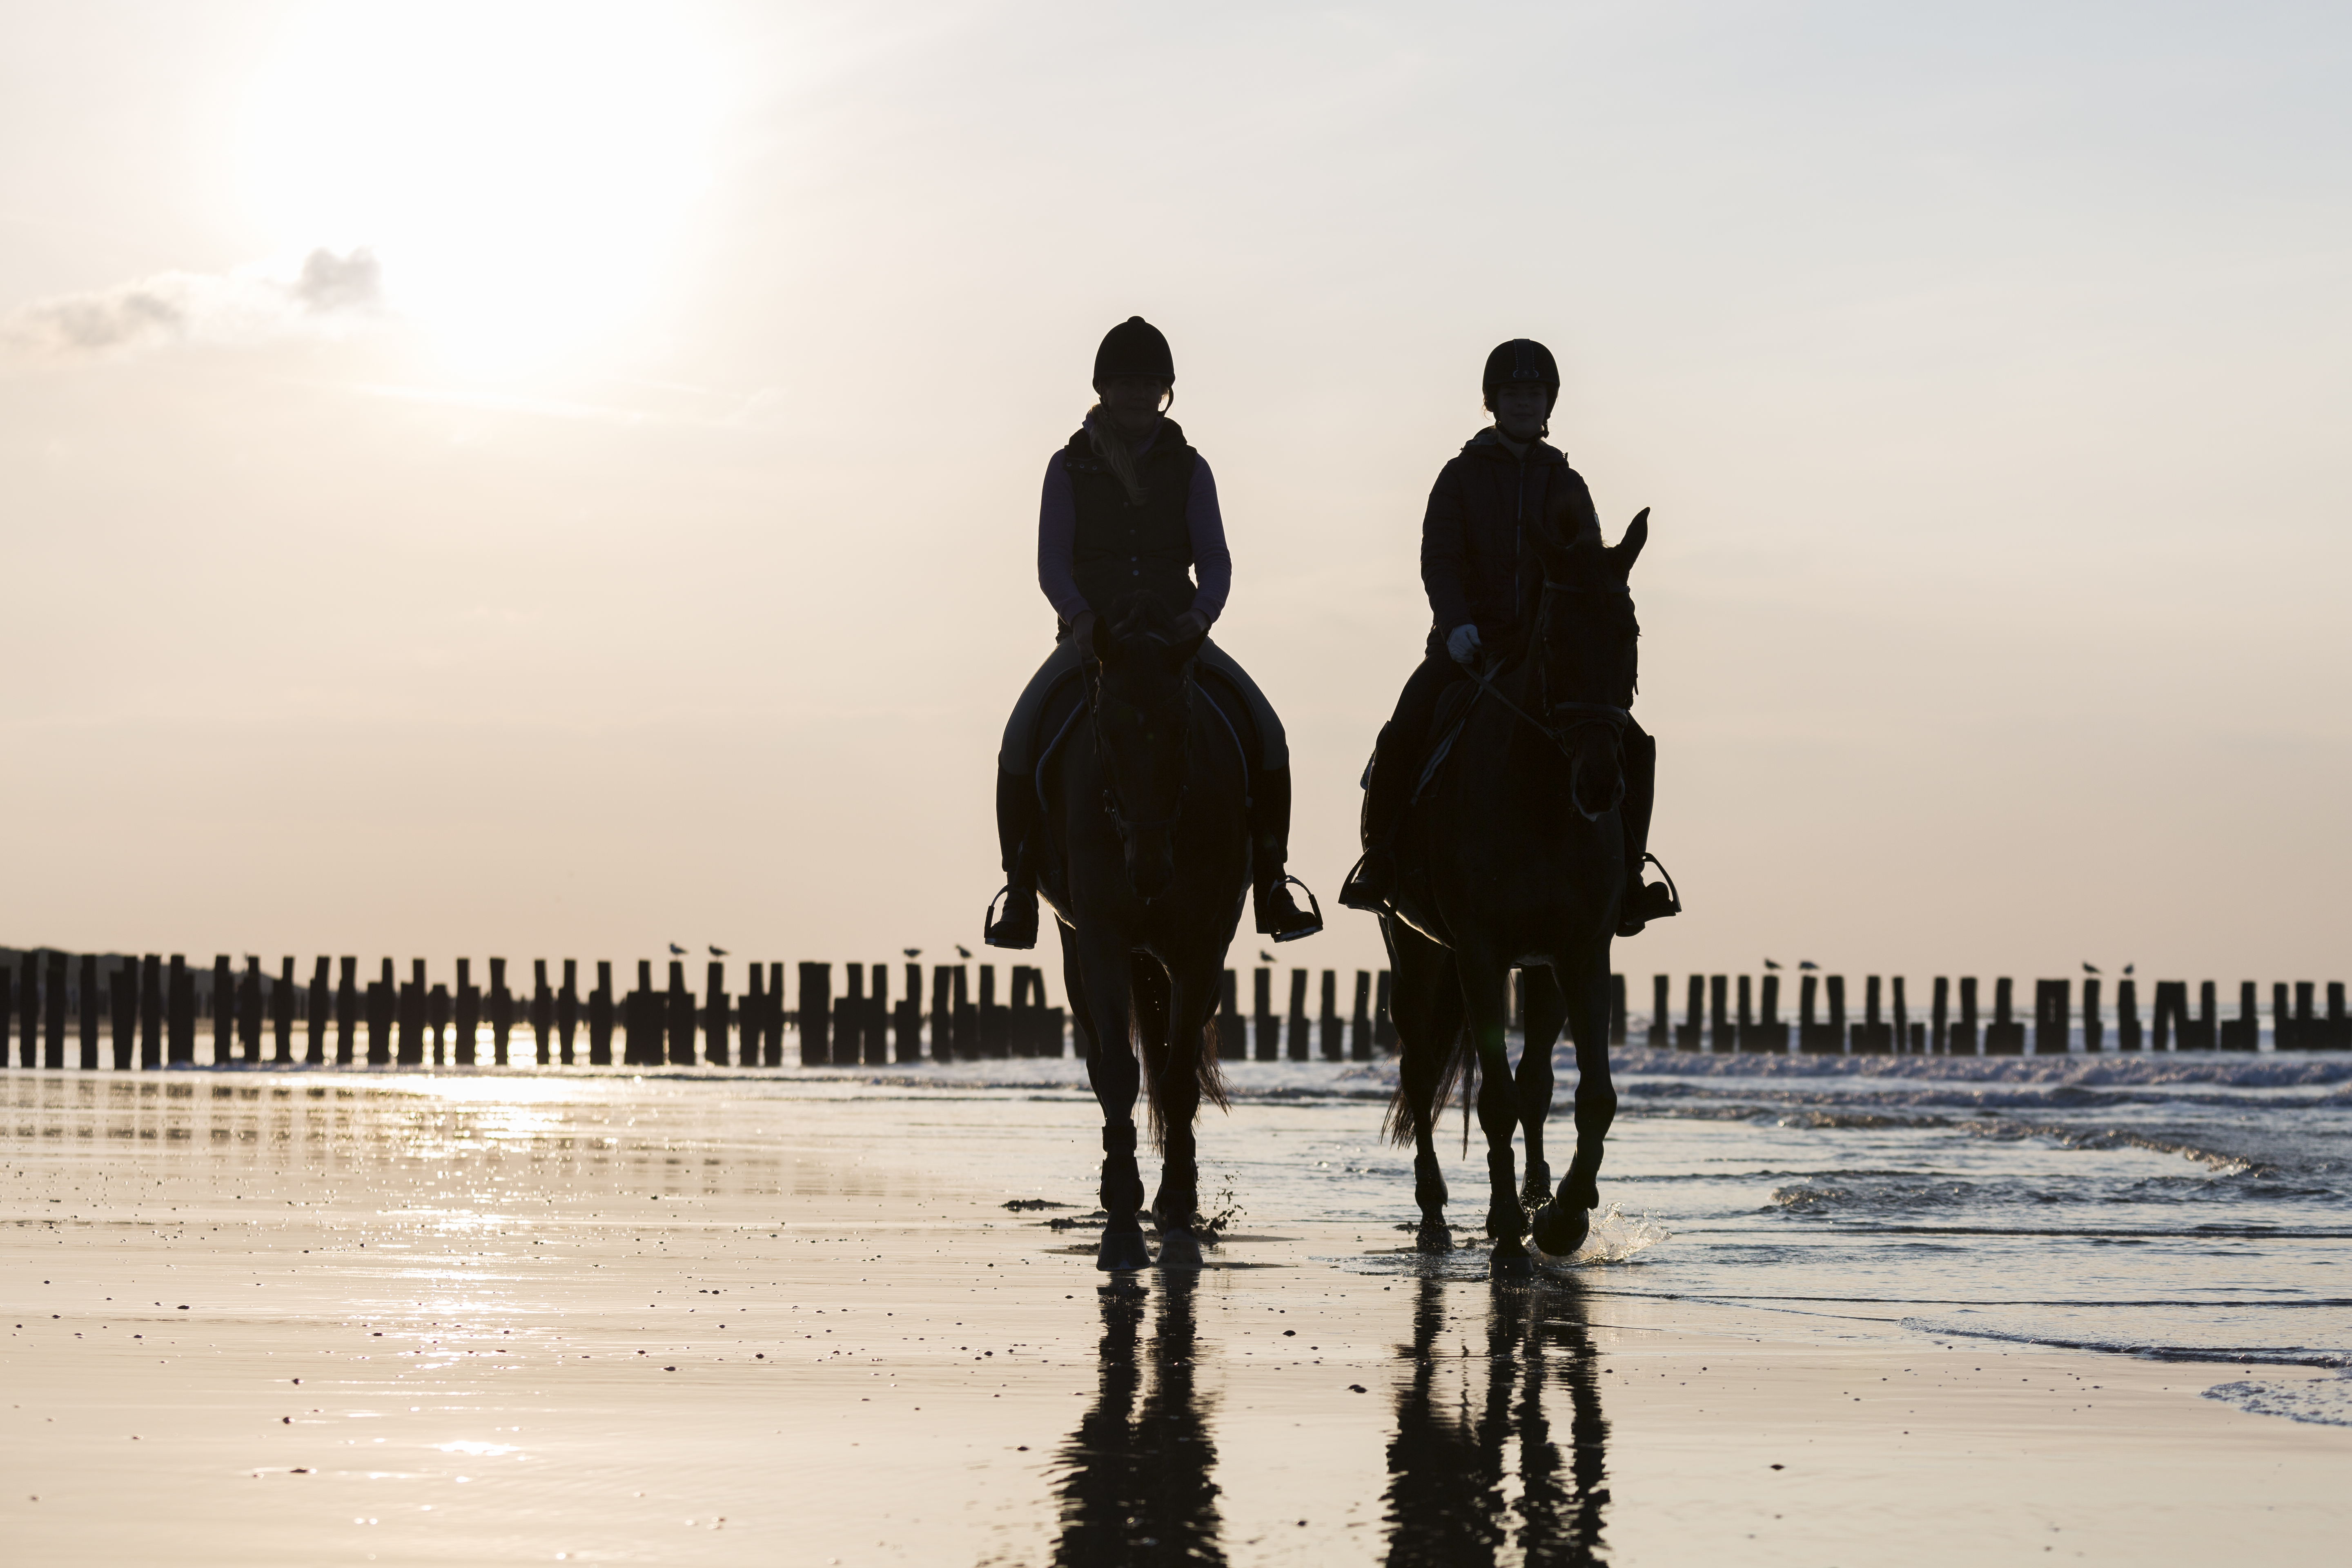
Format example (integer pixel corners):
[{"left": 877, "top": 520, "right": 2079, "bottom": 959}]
[{"left": 816, "top": 1041, "right": 2352, "bottom": 1428}]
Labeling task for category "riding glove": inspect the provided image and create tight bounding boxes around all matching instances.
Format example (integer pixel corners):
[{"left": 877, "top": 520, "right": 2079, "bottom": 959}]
[{"left": 1446, "top": 623, "right": 1483, "bottom": 668}]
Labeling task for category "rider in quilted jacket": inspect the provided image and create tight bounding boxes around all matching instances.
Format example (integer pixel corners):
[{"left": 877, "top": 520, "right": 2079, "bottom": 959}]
[{"left": 1338, "top": 338, "right": 1678, "bottom": 936}]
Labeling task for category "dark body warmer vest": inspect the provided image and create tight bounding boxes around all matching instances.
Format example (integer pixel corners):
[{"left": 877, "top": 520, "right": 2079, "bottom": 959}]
[{"left": 1063, "top": 419, "right": 1199, "bottom": 619}]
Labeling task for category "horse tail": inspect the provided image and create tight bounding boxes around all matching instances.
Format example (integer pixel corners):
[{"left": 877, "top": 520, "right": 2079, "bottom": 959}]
[
  {"left": 1134, "top": 982, "right": 1230, "bottom": 1148},
  {"left": 1194, "top": 1015, "right": 1230, "bottom": 1116},
  {"left": 1381, "top": 1015, "right": 1476, "bottom": 1148}
]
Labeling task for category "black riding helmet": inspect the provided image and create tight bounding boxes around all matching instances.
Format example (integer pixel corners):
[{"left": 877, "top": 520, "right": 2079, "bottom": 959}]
[
  {"left": 1093, "top": 316, "right": 1174, "bottom": 389},
  {"left": 1481, "top": 338, "right": 1559, "bottom": 409}
]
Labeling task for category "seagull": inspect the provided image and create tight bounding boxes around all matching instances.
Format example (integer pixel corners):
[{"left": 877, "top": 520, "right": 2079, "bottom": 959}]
[
  {"left": 2082, "top": 962, "right": 2099, "bottom": 975},
  {"left": 709, "top": 945, "right": 729, "bottom": 957},
  {"left": 904, "top": 948, "right": 921, "bottom": 960},
  {"left": 1763, "top": 959, "right": 1781, "bottom": 971},
  {"left": 668, "top": 943, "right": 687, "bottom": 956},
  {"left": 955, "top": 944, "right": 972, "bottom": 960},
  {"left": 2123, "top": 962, "right": 2134, "bottom": 976},
  {"left": 1798, "top": 960, "right": 1819, "bottom": 971},
  {"left": 1259, "top": 950, "right": 1276, "bottom": 964}
]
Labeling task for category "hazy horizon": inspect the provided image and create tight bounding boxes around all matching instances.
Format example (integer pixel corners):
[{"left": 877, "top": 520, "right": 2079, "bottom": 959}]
[{"left": 4, "top": 1, "right": 2347, "bottom": 994}]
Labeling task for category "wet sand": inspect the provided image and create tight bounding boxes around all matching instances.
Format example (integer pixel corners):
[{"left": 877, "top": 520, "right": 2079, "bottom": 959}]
[{"left": 4, "top": 1070, "right": 2346, "bottom": 1564}]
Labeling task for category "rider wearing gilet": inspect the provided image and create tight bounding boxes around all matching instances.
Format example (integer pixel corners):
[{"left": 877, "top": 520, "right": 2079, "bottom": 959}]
[
  {"left": 1338, "top": 338, "right": 1679, "bottom": 935},
  {"left": 984, "top": 316, "right": 1322, "bottom": 949}
]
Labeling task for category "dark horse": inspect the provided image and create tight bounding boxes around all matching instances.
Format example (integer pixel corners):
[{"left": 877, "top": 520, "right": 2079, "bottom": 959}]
[
  {"left": 1037, "top": 595, "right": 1250, "bottom": 1272},
  {"left": 1381, "top": 500, "right": 1648, "bottom": 1278}
]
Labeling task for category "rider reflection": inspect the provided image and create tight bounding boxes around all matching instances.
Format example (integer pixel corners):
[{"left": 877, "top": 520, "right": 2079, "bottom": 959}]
[
  {"left": 1051, "top": 1276, "right": 1225, "bottom": 1565},
  {"left": 1384, "top": 1276, "right": 1610, "bottom": 1566}
]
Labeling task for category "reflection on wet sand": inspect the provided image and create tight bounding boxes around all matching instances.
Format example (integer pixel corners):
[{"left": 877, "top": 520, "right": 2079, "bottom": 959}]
[
  {"left": 1046, "top": 1270, "right": 1607, "bottom": 1566},
  {"left": 1385, "top": 1277, "right": 1609, "bottom": 1567},
  {"left": 1053, "top": 1275, "right": 1225, "bottom": 1565}
]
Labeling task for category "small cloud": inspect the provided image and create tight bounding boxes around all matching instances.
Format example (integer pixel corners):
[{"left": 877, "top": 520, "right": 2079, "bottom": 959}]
[
  {"left": 292, "top": 248, "right": 382, "bottom": 313},
  {"left": 2, "top": 248, "right": 382, "bottom": 359}
]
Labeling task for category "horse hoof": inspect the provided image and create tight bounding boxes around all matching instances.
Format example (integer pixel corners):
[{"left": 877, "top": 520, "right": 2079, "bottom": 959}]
[
  {"left": 1415, "top": 1219, "right": 1454, "bottom": 1254},
  {"left": 1096, "top": 1226, "right": 1152, "bottom": 1272},
  {"left": 1489, "top": 1239, "right": 1535, "bottom": 1282},
  {"left": 1156, "top": 1227, "right": 1204, "bottom": 1271},
  {"left": 1530, "top": 1199, "right": 1591, "bottom": 1258},
  {"left": 1564, "top": 1156, "right": 1601, "bottom": 1212}
]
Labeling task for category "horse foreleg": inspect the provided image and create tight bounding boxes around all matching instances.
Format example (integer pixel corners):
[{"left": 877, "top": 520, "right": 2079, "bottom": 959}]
[
  {"left": 1069, "top": 927, "right": 1149, "bottom": 1271},
  {"left": 1516, "top": 966, "right": 1569, "bottom": 1212},
  {"left": 1531, "top": 945, "right": 1617, "bottom": 1259},
  {"left": 1388, "top": 919, "right": 1456, "bottom": 1252},
  {"left": 1458, "top": 949, "right": 1529, "bottom": 1277}
]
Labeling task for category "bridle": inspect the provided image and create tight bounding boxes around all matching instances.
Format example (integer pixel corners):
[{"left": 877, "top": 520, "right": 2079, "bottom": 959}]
[
  {"left": 1086, "top": 654, "right": 1194, "bottom": 850},
  {"left": 1468, "top": 578, "right": 1634, "bottom": 763}
]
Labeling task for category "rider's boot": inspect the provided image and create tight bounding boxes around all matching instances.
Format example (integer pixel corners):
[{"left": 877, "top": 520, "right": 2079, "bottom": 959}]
[
  {"left": 1249, "top": 766, "right": 1323, "bottom": 942},
  {"left": 1338, "top": 722, "right": 1408, "bottom": 912},
  {"left": 983, "top": 768, "right": 1040, "bottom": 950},
  {"left": 1616, "top": 724, "right": 1682, "bottom": 938}
]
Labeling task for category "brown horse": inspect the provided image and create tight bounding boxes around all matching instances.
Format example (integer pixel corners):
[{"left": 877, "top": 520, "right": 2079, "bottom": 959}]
[
  {"left": 1381, "top": 501, "right": 1648, "bottom": 1277},
  {"left": 1036, "top": 595, "right": 1250, "bottom": 1270}
]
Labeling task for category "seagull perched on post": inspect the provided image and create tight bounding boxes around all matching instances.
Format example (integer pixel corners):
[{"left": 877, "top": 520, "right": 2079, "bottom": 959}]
[
  {"left": 667, "top": 943, "right": 687, "bottom": 956},
  {"left": 2082, "top": 962, "right": 2099, "bottom": 975},
  {"left": 709, "top": 945, "right": 728, "bottom": 957},
  {"left": 1798, "top": 960, "right": 1819, "bottom": 971},
  {"left": 2123, "top": 963, "right": 2135, "bottom": 976},
  {"left": 1763, "top": 959, "right": 1781, "bottom": 970},
  {"left": 954, "top": 944, "right": 971, "bottom": 960},
  {"left": 1259, "top": 951, "right": 1276, "bottom": 964},
  {"left": 904, "top": 948, "right": 921, "bottom": 960}
]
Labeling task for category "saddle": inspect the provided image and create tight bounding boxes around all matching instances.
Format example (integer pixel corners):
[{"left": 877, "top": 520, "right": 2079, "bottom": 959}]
[
  {"left": 1408, "top": 663, "right": 1501, "bottom": 806},
  {"left": 1025, "top": 659, "right": 1256, "bottom": 813}
]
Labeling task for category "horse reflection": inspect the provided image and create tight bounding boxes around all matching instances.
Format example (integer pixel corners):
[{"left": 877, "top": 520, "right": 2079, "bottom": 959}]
[
  {"left": 1051, "top": 1276, "right": 1224, "bottom": 1565},
  {"left": 1384, "top": 1276, "right": 1610, "bottom": 1566}
]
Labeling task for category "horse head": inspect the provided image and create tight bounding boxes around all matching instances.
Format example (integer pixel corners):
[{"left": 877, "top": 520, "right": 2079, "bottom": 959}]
[
  {"left": 1088, "top": 594, "right": 1206, "bottom": 900},
  {"left": 1530, "top": 502, "right": 1646, "bottom": 822}
]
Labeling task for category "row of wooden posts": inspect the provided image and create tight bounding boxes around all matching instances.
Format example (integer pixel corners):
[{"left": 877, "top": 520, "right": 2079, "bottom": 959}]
[
  {"left": 0, "top": 953, "right": 1403, "bottom": 1069},
  {"left": 5, "top": 953, "right": 2344, "bottom": 1069},
  {"left": 1629, "top": 972, "right": 2352, "bottom": 1053}
]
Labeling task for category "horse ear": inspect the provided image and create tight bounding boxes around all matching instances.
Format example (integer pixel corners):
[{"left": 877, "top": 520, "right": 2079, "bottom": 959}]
[{"left": 1608, "top": 508, "right": 1649, "bottom": 578}]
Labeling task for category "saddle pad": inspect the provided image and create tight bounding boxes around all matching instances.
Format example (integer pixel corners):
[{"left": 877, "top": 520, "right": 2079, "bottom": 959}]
[{"left": 1409, "top": 677, "right": 1483, "bottom": 805}]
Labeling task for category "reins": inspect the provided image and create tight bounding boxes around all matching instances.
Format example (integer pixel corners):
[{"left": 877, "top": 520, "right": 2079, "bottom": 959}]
[{"left": 1467, "top": 577, "right": 1633, "bottom": 759}]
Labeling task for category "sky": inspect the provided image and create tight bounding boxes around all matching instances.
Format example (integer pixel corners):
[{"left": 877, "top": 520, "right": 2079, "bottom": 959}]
[{"left": 2, "top": 0, "right": 2347, "bottom": 1002}]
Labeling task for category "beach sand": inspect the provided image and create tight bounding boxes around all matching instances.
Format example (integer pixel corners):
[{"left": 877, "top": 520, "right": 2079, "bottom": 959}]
[{"left": 3, "top": 1070, "right": 2345, "bottom": 1564}]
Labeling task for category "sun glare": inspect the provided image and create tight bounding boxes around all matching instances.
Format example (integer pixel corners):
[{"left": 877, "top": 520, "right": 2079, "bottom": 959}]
[{"left": 245, "top": 1, "right": 730, "bottom": 376}]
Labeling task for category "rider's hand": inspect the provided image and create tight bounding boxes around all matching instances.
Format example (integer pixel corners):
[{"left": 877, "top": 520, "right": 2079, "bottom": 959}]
[
  {"left": 1172, "top": 610, "right": 1209, "bottom": 642},
  {"left": 1446, "top": 623, "right": 1484, "bottom": 668},
  {"left": 1069, "top": 610, "right": 1099, "bottom": 655}
]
